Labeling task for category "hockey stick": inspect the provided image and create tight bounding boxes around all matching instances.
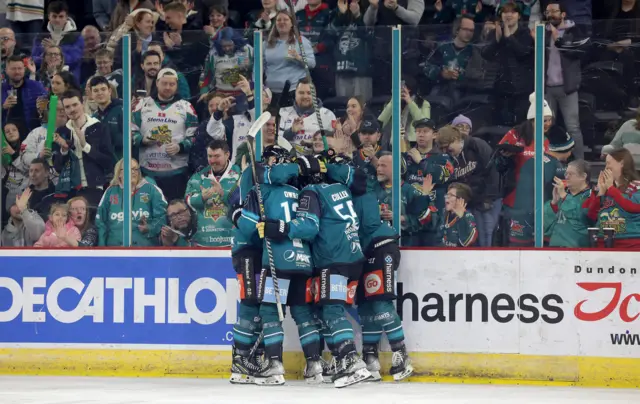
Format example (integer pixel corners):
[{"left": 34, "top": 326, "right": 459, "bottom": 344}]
[
  {"left": 282, "top": 0, "right": 329, "bottom": 151},
  {"left": 245, "top": 112, "right": 285, "bottom": 323}
]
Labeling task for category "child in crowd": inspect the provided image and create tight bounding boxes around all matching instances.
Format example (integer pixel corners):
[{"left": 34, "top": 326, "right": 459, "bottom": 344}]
[{"left": 34, "top": 203, "right": 81, "bottom": 247}]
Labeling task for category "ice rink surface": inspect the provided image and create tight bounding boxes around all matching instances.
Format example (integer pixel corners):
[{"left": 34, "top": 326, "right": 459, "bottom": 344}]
[{"left": 1, "top": 377, "right": 639, "bottom": 404}]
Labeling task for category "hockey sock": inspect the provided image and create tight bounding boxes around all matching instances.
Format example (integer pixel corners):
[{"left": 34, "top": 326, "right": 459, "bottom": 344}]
[
  {"left": 233, "top": 302, "right": 260, "bottom": 354},
  {"left": 372, "top": 300, "right": 405, "bottom": 347},
  {"left": 259, "top": 303, "right": 286, "bottom": 360},
  {"left": 290, "top": 305, "right": 321, "bottom": 359},
  {"left": 322, "top": 304, "right": 356, "bottom": 358},
  {"left": 358, "top": 301, "right": 384, "bottom": 347}
]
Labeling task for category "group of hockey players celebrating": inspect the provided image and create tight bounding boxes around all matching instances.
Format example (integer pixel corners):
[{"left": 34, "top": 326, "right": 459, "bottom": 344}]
[{"left": 228, "top": 144, "right": 412, "bottom": 388}]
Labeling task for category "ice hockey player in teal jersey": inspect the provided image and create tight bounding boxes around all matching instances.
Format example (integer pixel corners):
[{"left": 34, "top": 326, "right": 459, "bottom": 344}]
[
  {"left": 509, "top": 127, "right": 573, "bottom": 247},
  {"left": 236, "top": 146, "right": 325, "bottom": 386},
  {"left": 325, "top": 159, "right": 413, "bottom": 381},
  {"left": 258, "top": 151, "right": 372, "bottom": 388},
  {"left": 228, "top": 165, "right": 264, "bottom": 385}
]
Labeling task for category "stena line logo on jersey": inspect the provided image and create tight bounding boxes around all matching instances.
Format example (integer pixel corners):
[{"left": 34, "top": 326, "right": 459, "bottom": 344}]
[{"left": 0, "top": 276, "right": 238, "bottom": 325}]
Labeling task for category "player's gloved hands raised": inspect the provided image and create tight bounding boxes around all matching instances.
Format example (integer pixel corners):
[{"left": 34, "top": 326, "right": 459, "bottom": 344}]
[
  {"left": 296, "top": 155, "right": 326, "bottom": 176},
  {"left": 256, "top": 219, "right": 289, "bottom": 241}
]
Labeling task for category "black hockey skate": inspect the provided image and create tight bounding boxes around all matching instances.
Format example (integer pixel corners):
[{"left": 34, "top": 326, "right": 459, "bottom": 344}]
[
  {"left": 254, "top": 358, "right": 286, "bottom": 386},
  {"left": 332, "top": 352, "right": 371, "bottom": 388},
  {"left": 230, "top": 348, "right": 264, "bottom": 384},
  {"left": 390, "top": 346, "right": 413, "bottom": 381},
  {"left": 303, "top": 357, "right": 324, "bottom": 384}
]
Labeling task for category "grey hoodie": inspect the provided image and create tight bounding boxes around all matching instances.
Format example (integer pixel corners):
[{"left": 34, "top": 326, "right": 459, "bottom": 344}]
[{"left": 1, "top": 210, "right": 46, "bottom": 247}]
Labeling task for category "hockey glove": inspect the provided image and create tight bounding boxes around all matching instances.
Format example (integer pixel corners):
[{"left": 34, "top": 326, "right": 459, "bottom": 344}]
[
  {"left": 297, "top": 155, "right": 326, "bottom": 176},
  {"left": 257, "top": 219, "right": 289, "bottom": 241}
]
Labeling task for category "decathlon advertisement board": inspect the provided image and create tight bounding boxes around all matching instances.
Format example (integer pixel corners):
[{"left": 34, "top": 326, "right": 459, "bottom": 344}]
[
  {"left": 396, "top": 250, "right": 639, "bottom": 358},
  {"left": 0, "top": 250, "right": 239, "bottom": 346}
]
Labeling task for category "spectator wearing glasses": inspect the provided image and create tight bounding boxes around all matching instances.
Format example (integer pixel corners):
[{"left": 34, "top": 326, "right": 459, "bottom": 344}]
[
  {"left": 424, "top": 16, "right": 477, "bottom": 105},
  {"left": 482, "top": 1, "right": 534, "bottom": 126},
  {"left": 437, "top": 121, "right": 500, "bottom": 247},
  {"left": 541, "top": 1, "right": 589, "bottom": 160},
  {"left": 90, "top": 49, "right": 124, "bottom": 98},
  {"left": 37, "top": 46, "right": 68, "bottom": 91},
  {"left": 421, "top": 181, "right": 478, "bottom": 248},
  {"left": 32, "top": 1, "right": 84, "bottom": 80},
  {"left": 546, "top": 159, "right": 597, "bottom": 248},
  {"left": 96, "top": 158, "right": 167, "bottom": 246},
  {"left": 160, "top": 199, "right": 198, "bottom": 246}
]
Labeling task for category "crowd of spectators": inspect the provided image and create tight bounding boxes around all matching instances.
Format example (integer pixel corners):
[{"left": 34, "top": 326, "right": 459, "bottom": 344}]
[{"left": 2, "top": 0, "right": 640, "bottom": 249}]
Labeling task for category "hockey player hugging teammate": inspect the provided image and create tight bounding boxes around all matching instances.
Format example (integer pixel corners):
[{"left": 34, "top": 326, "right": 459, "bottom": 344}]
[
  {"left": 233, "top": 146, "right": 324, "bottom": 386},
  {"left": 258, "top": 151, "right": 373, "bottom": 388},
  {"left": 325, "top": 157, "right": 413, "bottom": 381}
]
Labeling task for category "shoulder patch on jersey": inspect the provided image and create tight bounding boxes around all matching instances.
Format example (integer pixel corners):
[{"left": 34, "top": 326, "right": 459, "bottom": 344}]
[{"left": 299, "top": 195, "right": 310, "bottom": 211}]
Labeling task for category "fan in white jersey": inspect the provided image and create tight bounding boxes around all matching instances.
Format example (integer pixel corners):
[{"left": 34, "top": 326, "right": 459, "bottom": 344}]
[
  {"left": 132, "top": 68, "right": 198, "bottom": 201},
  {"left": 278, "top": 78, "right": 336, "bottom": 155}
]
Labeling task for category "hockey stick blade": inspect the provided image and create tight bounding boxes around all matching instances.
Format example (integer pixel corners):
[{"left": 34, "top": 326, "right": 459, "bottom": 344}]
[{"left": 248, "top": 111, "right": 272, "bottom": 139}]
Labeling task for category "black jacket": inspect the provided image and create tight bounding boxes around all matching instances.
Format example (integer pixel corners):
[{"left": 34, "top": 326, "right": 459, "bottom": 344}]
[
  {"left": 54, "top": 117, "right": 115, "bottom": 189},
  {"left": 481, "top": 24, "right": 534, "bottom": 95},
  {"left": 451, "top": 136, "right": 500, "bottom": 209},
  {"left": 544, "top": 21, "right": 590, "bottom": 95}
]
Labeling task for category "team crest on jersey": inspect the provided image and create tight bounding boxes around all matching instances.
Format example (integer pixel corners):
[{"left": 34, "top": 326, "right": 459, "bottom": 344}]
[
  {"left": 140, "top": 193, "right": 149, "bottom": 204},
  {"left": 149, "top": 124, "right": 172, "bottom": 144},
  {"left": 110, "top": 194, "right": 119, "bottom": 204},
  {"left": 205, "top": 198, "right": 226, "bottom": 221}
]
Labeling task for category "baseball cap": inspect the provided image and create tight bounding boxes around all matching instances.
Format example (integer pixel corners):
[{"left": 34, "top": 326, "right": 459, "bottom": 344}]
[
  {"left": 412, "top": 118, "right": 436, "bottom": 130},
  {"left": 359, "top": 117, "right": 380, "bottom": 133}
]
